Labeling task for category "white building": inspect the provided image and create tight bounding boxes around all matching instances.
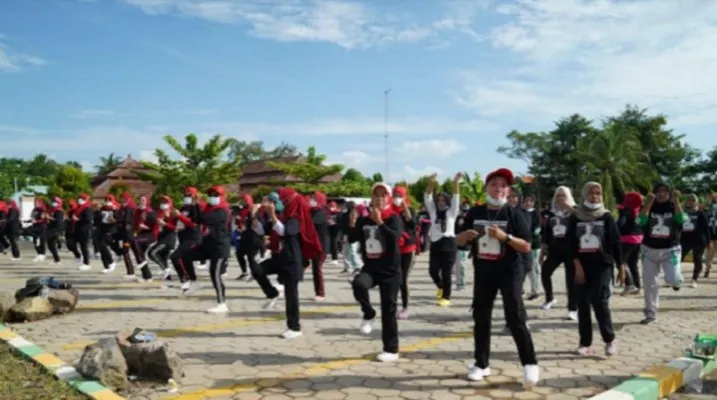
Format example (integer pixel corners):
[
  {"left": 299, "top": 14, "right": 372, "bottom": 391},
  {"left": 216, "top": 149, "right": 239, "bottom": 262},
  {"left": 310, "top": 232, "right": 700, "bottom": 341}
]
[{"left": 11, "top": 185, "right": 49, "bottom": 227}]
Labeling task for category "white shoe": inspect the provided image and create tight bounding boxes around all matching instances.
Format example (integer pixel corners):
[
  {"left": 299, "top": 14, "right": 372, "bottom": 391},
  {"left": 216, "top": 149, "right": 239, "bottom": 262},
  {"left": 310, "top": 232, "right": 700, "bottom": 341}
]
[
  {"left": 221, "top": 272, "right": 228, "bottom": 278},
  {"left": 107, "top": 262, "right": 116, "bottom": 273},
  {"left": 78, "top": 264, "right": 91, "bottom": 271},
  {"left": 467, "top": 365, "right": 491, "bottom": 381},
  {"left": 359, "top": 319, "right": 374, "bottom": 335},
  {"left": 196, "top": 262, "right": 208, "bottom": 270},
  {"left": 274, "top": 283, "right": 284, "bottom": 295},
  {"left": 314, "top": 296, "right": 325, "bottom": 302},
  {"left": 690, "top": 280, "right": 698, "bottom": 288},
  {"left": 139, "top": 278, "right": 153, "bottom": 283},
  {"left": 281, "top": 330, "right": 303, "bottom": 339},
  {"left": 207, "top": 303, "right": 229, "bottom": 313},
  {"left": 34, "top": 255, "right": 46, "bottom": 262},
  {"left": 122, "top": 274, "right": 136, "bottom": 280},
  {"left": 523, "top": 364, "right": 539, "bottom": 388},
  {"left": 263, "top": 297, "right": 279, "bottom": 309},
  {"left": 180, "top": 282, "right": 191, "bottom": 291},
  {"left": 54, "top": 261, "right": 62, "bottom": 265},
  {"left": 11, "top": 257, "right": 21, "bottom": 261},
  {"left": 162, "top": 268, "right": 172, "bottom": 279},
  {"left": 540, "top": 300, "right": 556, "bottom": 310},
  {"left": 566, "top": 311, "right": 578, "bottom": 321},
  {"left": 376, "top": 352, "right": 399, "bottom": 362}
]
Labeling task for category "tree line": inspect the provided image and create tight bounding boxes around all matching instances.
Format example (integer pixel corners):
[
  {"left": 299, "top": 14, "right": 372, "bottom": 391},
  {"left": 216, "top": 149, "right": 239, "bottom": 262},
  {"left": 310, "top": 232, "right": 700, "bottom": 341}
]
[{"left": 3, "top": 104, "right": 714, "bottom": 209}]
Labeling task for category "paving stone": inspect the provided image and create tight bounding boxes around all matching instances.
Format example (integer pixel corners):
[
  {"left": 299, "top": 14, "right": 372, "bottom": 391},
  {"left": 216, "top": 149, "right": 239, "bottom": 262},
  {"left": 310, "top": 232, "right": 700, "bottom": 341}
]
[{"left": 1, "top": 247, "right": 713, "bottom": 400}]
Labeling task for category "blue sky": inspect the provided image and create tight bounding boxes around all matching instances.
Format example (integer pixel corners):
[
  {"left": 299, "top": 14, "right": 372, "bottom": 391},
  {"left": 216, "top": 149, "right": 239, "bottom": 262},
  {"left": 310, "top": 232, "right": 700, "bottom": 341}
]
[{"left": 1, "top": 0, "right": 716, "bottom": 183}]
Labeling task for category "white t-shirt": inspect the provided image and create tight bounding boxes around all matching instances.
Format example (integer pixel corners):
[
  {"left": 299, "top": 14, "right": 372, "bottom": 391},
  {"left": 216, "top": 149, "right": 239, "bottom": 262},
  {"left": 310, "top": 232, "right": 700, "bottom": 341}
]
[{"left": 424, "top": 193, "right": 460, "bottom": 243}]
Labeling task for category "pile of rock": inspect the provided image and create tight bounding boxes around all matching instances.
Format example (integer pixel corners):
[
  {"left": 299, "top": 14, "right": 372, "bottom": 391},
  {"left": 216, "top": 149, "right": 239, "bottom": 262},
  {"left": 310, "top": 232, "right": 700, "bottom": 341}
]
[
  {"left": 76, "top": 328, "right": 184, "bottom": 391},
  {"left": 0, "top": 277, "right": 79, "bottom": 323}
]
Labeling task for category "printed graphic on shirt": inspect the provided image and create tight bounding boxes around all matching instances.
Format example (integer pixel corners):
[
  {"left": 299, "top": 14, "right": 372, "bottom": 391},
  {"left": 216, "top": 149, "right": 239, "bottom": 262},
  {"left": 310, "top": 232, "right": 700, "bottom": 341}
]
[
  {"left": 708, "top": 212, "right": 717, "bottom": 230},
  {"left": 550, "top": 215, "right": 569, "bottom": 238},
  {"left": 472, "top": 219, "right": 509, "bottom": 260},
  {"left": 577, "top": 221, "right": 604, "bottom": 253},
  {"left": 101, "top": 210, "right": 113, "bottom": 224},
  {"left": 363, "top": 225, "right": 386, "bottom": 259},
  {"left": 648, "top": 212, "right": 674, "bottom": 239},
  {"left": 683, "top": 214, "right": 698, "bottom": 232}
]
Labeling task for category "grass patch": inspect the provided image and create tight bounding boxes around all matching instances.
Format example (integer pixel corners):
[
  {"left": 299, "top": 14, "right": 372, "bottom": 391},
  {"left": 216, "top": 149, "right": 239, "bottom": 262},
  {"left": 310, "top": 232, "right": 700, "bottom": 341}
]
[{"left": 0, "top": 342, "right": 85, "bottom": 400}]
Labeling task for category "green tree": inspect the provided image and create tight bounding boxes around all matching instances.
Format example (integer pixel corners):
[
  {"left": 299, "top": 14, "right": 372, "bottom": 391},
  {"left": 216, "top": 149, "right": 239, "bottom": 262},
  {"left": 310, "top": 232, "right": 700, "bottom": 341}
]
[
  {"left": 48, "top": 165, "right": 92, "bottom": 200},
  {"left": 371, "top": 173, "right": 384, "bottom": 183},
  {"left": 267, "top": 146, "right": 343, "bottom": 185},
  {"left": 96, "top": 153, "right": 122, "bottom": 175},
  {"left": 460, "top": 171, "right": 486, "bottom": 204},
  {"left": 342, "top": 168, "right": 368, "bottom": 183},
  {"left": 109, "top": 181, "right": 131, "bottom": 198},
  {"left": 571, "top": 121, "right": 654, "bottom": 209},
  {"left": 134, "top": 133, "right": 242, "bottom": 201},
  {"left": 228, "top": 140, "right": 298, "bottom": 165}
]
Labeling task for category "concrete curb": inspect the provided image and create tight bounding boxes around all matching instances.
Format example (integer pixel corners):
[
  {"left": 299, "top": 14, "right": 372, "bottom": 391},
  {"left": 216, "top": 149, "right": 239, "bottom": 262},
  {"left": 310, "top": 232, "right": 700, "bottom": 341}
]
[
  {"left": 589, "top": 356, "right": 717, "bottom": 400},
  {"left": 0, "top": 322, "right": 126, "bottom": 400}
]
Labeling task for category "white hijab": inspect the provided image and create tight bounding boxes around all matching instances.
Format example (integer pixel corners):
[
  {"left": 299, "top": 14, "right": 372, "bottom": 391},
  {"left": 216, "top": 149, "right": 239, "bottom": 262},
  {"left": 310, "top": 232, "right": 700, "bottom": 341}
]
[{"left": 551, "top": 186, "right": 576, "bottom": 213}]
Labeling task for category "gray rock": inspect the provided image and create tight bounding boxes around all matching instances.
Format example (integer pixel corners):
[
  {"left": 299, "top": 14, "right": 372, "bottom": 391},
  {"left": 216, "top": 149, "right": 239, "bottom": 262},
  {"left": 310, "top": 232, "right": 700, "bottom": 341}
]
[
  {"left": 6, "top": 296, "right": 53, "bottom": 322},
  {"left": 117, "top": 330, "right": 183, "bottom": 382},
  {"left": 47, "top": 288, "right": 79, "bottom": 315},
  {"left": 76, "top": 338, "right": 129, "bottom": 390},
  {"left": 0, "top": 291, "right": 16, "bottom": 322}
]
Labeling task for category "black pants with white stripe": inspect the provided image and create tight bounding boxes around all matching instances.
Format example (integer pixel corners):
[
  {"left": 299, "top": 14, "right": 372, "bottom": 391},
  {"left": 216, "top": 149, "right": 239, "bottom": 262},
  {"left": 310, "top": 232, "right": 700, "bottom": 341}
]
[
  {"left": 147, "top": 233, "right": 177, "bottom": 272},
  {"left": 183, "top": 244, "right": 229, "bottom": 304}
]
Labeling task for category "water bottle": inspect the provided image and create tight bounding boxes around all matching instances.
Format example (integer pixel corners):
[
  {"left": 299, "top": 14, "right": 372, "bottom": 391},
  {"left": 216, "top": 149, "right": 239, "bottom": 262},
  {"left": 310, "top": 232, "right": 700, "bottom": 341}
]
[{"left": 39, "top": 286, "right": 49, "bottom": 299}]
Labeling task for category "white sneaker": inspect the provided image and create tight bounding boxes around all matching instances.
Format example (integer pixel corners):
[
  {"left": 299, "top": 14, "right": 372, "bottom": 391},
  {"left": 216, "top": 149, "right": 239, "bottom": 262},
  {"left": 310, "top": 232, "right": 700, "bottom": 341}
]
[
  {"left": 107, "top": 262, "right": 116, "bottom": 273},
  {"left": 467, "top": 365, "right": 491, "bottom": 381},
  {"left": 690, "top": 280, "right": 698, "bottom": 288},
  {"left": 566, "top": 311, "right": 578, "bottom": 321},
  {"left": 221, "top": 272, "right": 228, "bottom": 278},
  {"left": 376, "top": 352, "right": 399, "bottom": 362},
  {"left": 34, "top": 255, "right": 46, "bottom": 262},
  {"left": 11, "top": 257, "right": 21, "bottom": 261},
  {"left": 139, "top": 278, "right": 153, "bottom": 283},
  {"left": 314, "top": 296, "right": 325, "bottom": 302},
  {"left": 207, "top": 303, "right": 229, "bottom": 313},
  {"left": 540, "top": 300, "right": 556, "bottom": 310},
  {"left": 162, "top": 268, "right": 172, "bottom": 279},
  {"left": 523, "top": 364, "right": 539, "bottom": 388},
  {"left": 54, "top": 261, "right": 62, "bottom": 265},
  {"left": 263, "top": 297, "right": 279, "bottom": 310},
  {"left": 180, "top": 282, "right": 191, "bottom": 291},
  {"left": 196, "top": 262, "right": 208, "bottom": 270},
  {"left": 78, "top": 264, "right": 91, "bottom": 271},
  {"left": 281, "top": 330, "right": 303, "bottom": 339},
  {"left": 274, "top": 283, "right": 284, "bottom": 295},
  {"left": 122, "top": 274, "right": 136, "bottom": 280},
  {"left": 359, "top": 319, "right": 374, "bottom": 335}
]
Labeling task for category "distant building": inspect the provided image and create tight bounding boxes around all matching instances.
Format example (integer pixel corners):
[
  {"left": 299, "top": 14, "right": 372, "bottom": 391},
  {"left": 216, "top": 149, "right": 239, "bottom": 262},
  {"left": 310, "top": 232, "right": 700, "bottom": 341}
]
[
  {"left": 91, "top": 155, "right": 156, "bottom": 200},
  {"left": 11, "top": 185, "right": 49, "bottom": 223},
  {"left": 238, "top": 155, "right": 342, "bottom": 194}
]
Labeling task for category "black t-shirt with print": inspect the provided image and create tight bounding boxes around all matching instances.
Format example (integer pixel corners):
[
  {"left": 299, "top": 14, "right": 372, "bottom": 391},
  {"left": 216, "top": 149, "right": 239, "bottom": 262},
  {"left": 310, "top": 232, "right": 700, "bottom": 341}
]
[
  {"left": 567, "top": 212, "right": 622, "bottom": 268},
  {"left": 642, "top": 202, "right": 681, "bottom": 249},
  {"left": 348, "top": 214, "right": 403, "bottom": 279},
  {"left": 706, "top": 204, "right": 717, "bottom": 238},
  {"left": 681, "top": 210, "right": 710, "bottom": 246},
  {"left": 542, "top": 211, "right": 571, "bottom": 252},
  {"left": 461, "top": 205, "right": 530, "bottom": 270}
]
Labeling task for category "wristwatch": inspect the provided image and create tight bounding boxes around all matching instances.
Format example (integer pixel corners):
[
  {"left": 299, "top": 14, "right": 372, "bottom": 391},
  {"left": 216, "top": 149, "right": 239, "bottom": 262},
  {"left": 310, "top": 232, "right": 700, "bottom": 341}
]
[{"left": 504, "top": 234, "right": 513, "bottom": 244}]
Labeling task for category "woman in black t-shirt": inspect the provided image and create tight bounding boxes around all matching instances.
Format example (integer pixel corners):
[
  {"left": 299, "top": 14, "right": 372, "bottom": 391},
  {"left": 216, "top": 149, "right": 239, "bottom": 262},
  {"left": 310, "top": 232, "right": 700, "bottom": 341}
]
[{"left": 456, "top": 168, "right": 539, "bottom": 388}]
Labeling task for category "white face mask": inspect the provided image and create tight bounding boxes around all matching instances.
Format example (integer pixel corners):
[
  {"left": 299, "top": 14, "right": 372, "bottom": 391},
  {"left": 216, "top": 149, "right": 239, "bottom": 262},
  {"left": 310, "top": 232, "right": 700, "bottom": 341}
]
[
  {"left": 183, "top": 197, "right": 192, "bottom": 205},
  {"left": 77, "top": 199, "right": 86, "bottom": 205},
  {"left": 583, "top": 201, "right": 601, "bottom": 210},
  {"left": 393, "top": 198, "right": 404, "bottom": 206},
  {"left": 50, "top": 202, "right": 58, "bottom": 207},
  {"left": 486, "top": 196, "right": 507, "bottom": 207},
  {"left": 524, "top": 207, "right": 535, "bottom": 212},
  {"left": 160, "top": 204, "right": 169, "bottom": 210},
  {"left": 309, "top": 200, "right": 317, "bottom": 207},
  {"left": 208, "top": 196, "right": 220, "bottom": 206}
]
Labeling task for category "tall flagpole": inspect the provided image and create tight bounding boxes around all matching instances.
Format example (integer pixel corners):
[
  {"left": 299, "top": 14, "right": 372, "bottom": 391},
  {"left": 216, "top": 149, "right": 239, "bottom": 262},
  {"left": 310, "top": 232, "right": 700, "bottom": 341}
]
[{"left": 384, "top": 88, "right": 391, "bottom": 182}]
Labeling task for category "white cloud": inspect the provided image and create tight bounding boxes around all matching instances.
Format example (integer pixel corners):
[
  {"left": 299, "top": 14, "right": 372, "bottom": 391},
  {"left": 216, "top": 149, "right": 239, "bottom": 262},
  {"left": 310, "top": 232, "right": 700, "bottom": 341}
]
[
  {"left": 138, "top": 149, "right": 159, "bottom": 164},
  {"left": 390, "top": 165, "right": 444, "bottom": 183},
  {"left": 120, "top": 0, "right": 483, "bottom": 49},
  {"left": 70, "top": 109, "right": 118, "bottom": 119},
  {"left": 398, "top": 139, "right": 466, "bottom": 159},
  {"left": 0, "top": 37, "right": 45, "bottom": 72},
  {"left": 457, "top": 0, "right": 717, "bottom": 126}
]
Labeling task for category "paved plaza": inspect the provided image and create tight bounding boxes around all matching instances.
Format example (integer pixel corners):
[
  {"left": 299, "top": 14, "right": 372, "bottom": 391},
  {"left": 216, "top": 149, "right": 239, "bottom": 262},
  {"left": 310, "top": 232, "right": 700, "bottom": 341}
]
[{"left": 2, "top": 244, "right": 717, "bottom": 400}]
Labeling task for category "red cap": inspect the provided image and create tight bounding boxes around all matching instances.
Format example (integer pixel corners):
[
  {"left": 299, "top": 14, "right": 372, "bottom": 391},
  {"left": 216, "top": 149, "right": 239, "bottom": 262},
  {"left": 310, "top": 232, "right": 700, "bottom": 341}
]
[{"left": 485, "top": 168, "right": 514, "bottom": 185}]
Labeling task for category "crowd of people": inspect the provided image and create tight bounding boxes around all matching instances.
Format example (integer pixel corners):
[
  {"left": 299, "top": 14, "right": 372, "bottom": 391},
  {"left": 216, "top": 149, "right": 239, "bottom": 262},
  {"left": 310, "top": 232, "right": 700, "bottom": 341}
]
[{"left": 0, "top": 168, "right": 714, "bottom": 387}]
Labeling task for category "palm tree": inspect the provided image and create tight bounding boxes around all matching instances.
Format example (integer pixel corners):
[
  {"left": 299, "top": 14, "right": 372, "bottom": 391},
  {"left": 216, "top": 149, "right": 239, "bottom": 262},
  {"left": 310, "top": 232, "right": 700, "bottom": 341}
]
[
  {"left": 96, "top": 153, "right": 122, "bottom": 175},
  {"left": 572, "top": 122, "right": 655, "bottom": 209},
  {"left": 460, "top": 171, "right": 486, "bottom": 204}
]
